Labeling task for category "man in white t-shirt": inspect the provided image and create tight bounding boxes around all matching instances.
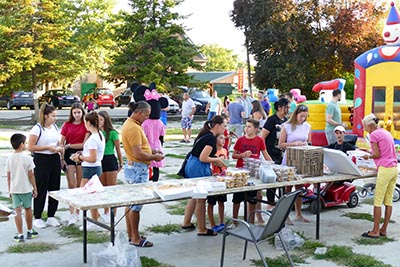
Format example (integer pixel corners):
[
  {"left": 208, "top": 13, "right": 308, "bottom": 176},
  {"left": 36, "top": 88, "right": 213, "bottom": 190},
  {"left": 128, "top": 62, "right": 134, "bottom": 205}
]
[
  {"left": 180, "top": 93, "right": 196, "bottom": 143},
  {"left": 206, "top": 90, "right": 221, "bottom": 120}
]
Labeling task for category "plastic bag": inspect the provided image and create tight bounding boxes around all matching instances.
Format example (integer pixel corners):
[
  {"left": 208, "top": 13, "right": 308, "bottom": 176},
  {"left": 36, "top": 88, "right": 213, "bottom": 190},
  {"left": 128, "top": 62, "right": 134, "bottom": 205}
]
[
  {"left": 275, "top": 227, "right": 304, "bottom": 250},
  {"left": 82, "top": 174, "right": 105, "bottom": 194},
  {"left": 92, "top": 232, "right": 141, "bottom": 267},
  {"left": 259, "top": 164, "right": 277, "bottom": 183}
]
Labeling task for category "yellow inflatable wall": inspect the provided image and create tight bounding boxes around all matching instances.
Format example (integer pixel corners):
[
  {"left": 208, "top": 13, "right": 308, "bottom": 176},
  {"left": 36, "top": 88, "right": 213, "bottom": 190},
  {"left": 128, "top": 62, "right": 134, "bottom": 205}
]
[{"left": 306, "top": 102, "right": 352, "bottom": 131}]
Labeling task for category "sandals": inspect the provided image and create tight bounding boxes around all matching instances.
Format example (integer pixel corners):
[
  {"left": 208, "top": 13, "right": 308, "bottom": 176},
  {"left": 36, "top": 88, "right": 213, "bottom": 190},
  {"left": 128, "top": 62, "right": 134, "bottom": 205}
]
[
  {"left": 197, "top": 228, "right": 217, "bottom": 236},
  {"left": 181, "top": 223, "right": 196, "bottom": 231},
  {"left": 130, "top": 239, "right": 153, "bottom": 247}
]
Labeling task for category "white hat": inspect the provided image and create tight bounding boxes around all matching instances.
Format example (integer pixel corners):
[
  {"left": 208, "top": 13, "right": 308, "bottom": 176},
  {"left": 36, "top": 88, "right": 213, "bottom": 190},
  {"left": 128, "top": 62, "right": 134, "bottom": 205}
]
[{"left": 334, "top": 125, "right": 346, "bottom": 132}]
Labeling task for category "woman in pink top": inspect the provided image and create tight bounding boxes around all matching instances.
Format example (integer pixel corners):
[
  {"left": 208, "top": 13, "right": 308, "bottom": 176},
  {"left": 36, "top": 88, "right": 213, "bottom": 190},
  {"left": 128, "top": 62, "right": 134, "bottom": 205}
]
[
  {"left": 279, "top": 104, "right": 311, "bottom": 224},
  {"left": 361, "top": 114, "right": 398, "bottom": 238}
]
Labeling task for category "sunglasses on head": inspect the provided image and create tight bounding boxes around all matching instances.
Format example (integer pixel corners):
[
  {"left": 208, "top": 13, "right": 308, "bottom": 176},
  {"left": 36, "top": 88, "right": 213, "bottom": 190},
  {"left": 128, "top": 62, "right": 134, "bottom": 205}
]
[{"left": 297, "top": 105, "right": 308, "bottom": 112}]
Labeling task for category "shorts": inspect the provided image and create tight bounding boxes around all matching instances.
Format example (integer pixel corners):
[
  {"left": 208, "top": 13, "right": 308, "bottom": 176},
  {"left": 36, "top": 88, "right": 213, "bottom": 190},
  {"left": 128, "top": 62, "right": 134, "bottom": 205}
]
[
  {"left": 232, "top": 191, "right": 257, "bottom": 204},
  {"left": 64, "top": 148, "right": 81, "bottom": 166},
  {"left": 102, "top": 154, "right": 119, "bottom": 172},
  {"left": 181, "top": 117, "right": 193, "bottom": 129},
  {"left": 82, "top": 166, "right": 102, "bottom": 179},
  {"left": 12, "top": 192, "right": 32, "bottom": 209},
  {"left": 207, "top": 194, "right": 227, "bottom": 205},
  {"left": 124, "top": 161, "right": 149, "bottom": 212},
  {"left": 374, "top": 166, "right": 398, "bottom": 206}
]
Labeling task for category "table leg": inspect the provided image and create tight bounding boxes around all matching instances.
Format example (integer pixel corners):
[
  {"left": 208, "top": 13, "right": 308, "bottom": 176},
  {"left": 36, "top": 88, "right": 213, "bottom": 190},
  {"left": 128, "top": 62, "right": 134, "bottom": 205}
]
[
  {"left": 110, "top": 207, "right": 115, "bottom": 245},
  {"left": 83, "top": 210, "right": 87, "bottom": 263},
  {"left": 316, "top": 183, "right": 321, "bottom": 240}
]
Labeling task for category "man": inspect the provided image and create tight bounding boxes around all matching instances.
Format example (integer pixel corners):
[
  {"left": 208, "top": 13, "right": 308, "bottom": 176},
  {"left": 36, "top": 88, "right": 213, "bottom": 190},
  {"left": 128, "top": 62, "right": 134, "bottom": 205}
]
[
  {"left": 121, "top": 101, "right": 164, "bottom": 248},
  {"left": 206, "top": 90, "right": 221, "bottom": 120},
  {"left": 180, "top": 92, "right": 196, "bottom": 143},
  {"left": 325, "top": 89, "right": 347, "bottom": 145},
  {"left": 240, "top": 89, "right": 253, "bottom": 120},
  {"left": 226, "top": 96, "right": 245, "bottom": 137},
  {"left": 256, "top": 91, "right": 269, "bottom": 116},
  {"left": 327, "top": 125, "right": 355, "bottom": 154}
]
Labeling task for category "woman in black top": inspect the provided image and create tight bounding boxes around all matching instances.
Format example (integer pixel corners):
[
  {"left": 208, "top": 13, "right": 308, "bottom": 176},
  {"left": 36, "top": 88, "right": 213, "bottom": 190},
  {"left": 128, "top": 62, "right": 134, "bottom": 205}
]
[
  {"left": 182, "top": 115, "right": 227, "bottom": 236},
  {"left": 261, "top": 98, "right": 290, "bottom": 205}
]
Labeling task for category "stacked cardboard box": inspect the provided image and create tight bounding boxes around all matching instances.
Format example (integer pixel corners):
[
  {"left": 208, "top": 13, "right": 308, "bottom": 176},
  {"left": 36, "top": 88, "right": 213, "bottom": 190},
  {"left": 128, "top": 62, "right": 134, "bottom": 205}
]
[{"left": 286, "top": 146, "right": 323, "bottom": 177}]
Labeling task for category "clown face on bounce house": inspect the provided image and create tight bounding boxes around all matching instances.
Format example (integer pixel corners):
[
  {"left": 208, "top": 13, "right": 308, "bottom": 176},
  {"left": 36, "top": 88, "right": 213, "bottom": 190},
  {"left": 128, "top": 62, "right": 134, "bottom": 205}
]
[{"left": 354, "top": 2, "right": 400, "bottom": 142}]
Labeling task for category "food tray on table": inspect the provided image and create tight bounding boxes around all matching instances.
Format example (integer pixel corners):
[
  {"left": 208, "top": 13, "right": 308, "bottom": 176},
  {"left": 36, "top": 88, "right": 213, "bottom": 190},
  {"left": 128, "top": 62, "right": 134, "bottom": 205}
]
[{"left": 153, "top": 181, "right": 196, "bottom": 201}]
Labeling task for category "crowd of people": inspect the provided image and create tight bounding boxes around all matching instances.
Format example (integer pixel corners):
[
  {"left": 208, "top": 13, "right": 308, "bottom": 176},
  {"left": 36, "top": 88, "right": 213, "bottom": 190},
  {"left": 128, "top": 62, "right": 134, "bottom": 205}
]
[{"left": 5, "top": 87, "right": 398, "bottom": 244}]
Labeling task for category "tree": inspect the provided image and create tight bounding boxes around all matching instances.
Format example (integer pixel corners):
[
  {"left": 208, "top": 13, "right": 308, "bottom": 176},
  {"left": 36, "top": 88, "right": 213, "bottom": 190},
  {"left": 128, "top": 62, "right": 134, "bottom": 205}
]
[
  {"left": 105, "top": 0, "right": 202, "bottom": 91},
  {"left": 231, "top": 0, "right": 385, "bottom": 98},
  {"left": 200, "top": 44, "right": 239, "bottom": 71}
]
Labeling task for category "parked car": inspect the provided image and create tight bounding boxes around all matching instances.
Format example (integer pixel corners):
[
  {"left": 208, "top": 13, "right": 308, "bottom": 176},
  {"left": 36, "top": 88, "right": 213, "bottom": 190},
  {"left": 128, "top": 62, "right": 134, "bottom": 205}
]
[
  {"left": 165, "top": 96, "right": 179, "bottom": 114},
  {"left": 82, "top": 87, "right": 115, "bottom": 109},
  {"left": 170, "top": 86, "right": 210, "bottom": 114},
  {"left": 115, "top": 89, "right": 132, "bottom": 107},
  {"left": 38, "top": 89, "right": 80, "bottom": 109},
  {"left": 0, "top": 91, "right": 34, "bottom": 110}
]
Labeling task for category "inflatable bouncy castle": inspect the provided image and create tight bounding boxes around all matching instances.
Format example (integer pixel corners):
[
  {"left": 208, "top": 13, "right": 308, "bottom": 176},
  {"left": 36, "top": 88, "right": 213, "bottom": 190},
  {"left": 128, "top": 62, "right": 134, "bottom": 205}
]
[{"left": 354, "top": 2, "right": 400, "bottom": 141}]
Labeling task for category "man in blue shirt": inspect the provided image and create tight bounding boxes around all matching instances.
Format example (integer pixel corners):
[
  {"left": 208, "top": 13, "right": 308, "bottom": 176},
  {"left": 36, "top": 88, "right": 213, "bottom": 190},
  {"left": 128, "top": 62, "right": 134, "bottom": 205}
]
[
  {"left": 206, "top": 90, "right": 221, "bottom": 120},
  {"left": 227, "top": 96, "right": 245, "bottom": 137}
]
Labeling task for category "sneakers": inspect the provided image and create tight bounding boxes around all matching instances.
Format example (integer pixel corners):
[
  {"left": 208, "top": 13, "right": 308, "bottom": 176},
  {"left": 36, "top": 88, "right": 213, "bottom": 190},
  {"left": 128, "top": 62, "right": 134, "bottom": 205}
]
[
  {"left": 33, "top": 218, "right": 47, "bottom": 229},
  {"left": 211, "top": 224, "right": 225, "bottom": 233},
  {"left": 13, "top": 234, "right": 24, "bottom": 243},
  {"left": 46, "top": 217, "right": 60, "bottom": 227},
  {"left": 67, "top": 214, "right": 78, "bottom": 226},
  {"left": 27, "top": 229, "right": 39, "bottom": 239}
]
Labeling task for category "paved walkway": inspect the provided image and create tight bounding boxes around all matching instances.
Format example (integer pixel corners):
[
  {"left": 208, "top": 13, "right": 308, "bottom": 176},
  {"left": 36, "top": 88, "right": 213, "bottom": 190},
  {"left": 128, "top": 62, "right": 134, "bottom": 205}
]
[{"left": 1, "top": 127, "right": 400, "bottom": 267}]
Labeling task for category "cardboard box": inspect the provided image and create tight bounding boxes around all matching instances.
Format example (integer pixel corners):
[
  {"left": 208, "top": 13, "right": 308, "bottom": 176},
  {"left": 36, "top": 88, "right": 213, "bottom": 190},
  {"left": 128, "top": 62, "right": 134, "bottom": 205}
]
[{"left": 286, "top": 146, "right": 323, "bottom": 177}]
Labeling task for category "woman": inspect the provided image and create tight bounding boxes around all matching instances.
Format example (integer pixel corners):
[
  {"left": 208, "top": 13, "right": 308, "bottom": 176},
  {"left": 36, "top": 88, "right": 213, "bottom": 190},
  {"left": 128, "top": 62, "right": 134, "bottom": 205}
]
[
  {"left": 251, "top": 100, "right": 267, "bottom": 129},
  {"left": 361, "top": 114, "right": 397, "bottom": 238},
  {"left": 222, "top": 96, "right": 230, "bottom": 114},
  {"left": 261, "top": 97, "right": 290, "bottom": 206},
  {"left": 182, "top": 115, "right": 226, "bottom": 236},
  {"left": 98, "top": 110, "right": 123, "bottom": 221},
  {"left": 60, "top": 103, "right": 89, "bottom": 225},
  {"left": 71, "top": 111, "right": 105, "bottom": 231},
  {"left": 278, "top": 104, "right": 311, "bottom": 224},
  {"left": 28, "top": 103, "right": 63, "bottom": 229}
]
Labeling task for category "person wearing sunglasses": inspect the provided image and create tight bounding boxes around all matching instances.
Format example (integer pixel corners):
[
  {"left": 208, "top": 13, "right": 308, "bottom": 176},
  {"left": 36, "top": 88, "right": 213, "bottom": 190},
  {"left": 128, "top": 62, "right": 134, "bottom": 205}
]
[{"left": 278, "top": 104, "right": 312, "bottom": 224}]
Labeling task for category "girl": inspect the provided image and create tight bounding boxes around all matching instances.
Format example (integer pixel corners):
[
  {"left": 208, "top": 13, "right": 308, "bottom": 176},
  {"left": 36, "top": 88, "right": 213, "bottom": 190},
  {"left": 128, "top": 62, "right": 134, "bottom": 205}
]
[
  {"left": 71, "top": 111, "right": 105, "bottom": 231},
  {"left": 28, "top": 103, "right": 63, "bottom": 229},
  {"left": 60, "top": 103, "right": 89, "bottom": 225},
  {"left": 98, "top": 111, "right": 123, "bottom": 221},
  {"left": 251, "top": 100, "right": 267, "bottom": 129},
  {"left": 279, "top": 104, "right": 311, "bottom": 224}
]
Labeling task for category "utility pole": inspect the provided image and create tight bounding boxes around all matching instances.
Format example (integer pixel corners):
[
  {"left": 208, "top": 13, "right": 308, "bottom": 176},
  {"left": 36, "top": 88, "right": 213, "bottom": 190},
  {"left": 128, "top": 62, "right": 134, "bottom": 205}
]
[{"left": 244, "top": 27, "right": 252, "bottom": 94}]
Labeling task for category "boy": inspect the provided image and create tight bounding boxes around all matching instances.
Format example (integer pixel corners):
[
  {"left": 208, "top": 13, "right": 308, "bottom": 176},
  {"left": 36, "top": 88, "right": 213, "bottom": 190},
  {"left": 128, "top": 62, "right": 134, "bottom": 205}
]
[
  {"left": 6, "top": 133, "right": 38, "bottom": 242},
  {"left": 232, "top": 119, "right": 272, "bottom": 224}
]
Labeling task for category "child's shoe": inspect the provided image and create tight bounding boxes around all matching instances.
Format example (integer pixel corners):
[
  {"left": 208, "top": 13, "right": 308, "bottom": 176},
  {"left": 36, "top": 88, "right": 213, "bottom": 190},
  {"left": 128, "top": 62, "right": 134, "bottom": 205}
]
[
  {"left": 216, "top": 223, "right": 225, "bottom": 233},
  {"left": 27, "top": 229, "right": 39, "bottom": 239},
  {"left": 33, "top": 218, "right": 47, "bottom": 229},
  {"left": 13, "top": 234, "right": 24, "bottom": 243}
]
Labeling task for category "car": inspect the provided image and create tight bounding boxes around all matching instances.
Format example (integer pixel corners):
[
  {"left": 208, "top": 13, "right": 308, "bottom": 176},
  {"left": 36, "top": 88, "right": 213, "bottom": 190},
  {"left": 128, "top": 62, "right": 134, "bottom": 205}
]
[
  {"left": 165, "top": 96, "right": 179, "bottom": 114},
  {"left": 114, "top": 89, "right": 132, "bottom": 107},
  {"left": 170, "top": 86, "right": 211, "bottom": 114},
  {"left": 82, "top": 87, "right": 115, "bottom": 109},
  {"left": 0, "top": 91, "right": 34, "bottom": 110},
  {"left": 39, "top": 89, "right": 80, "bottom": 109}
]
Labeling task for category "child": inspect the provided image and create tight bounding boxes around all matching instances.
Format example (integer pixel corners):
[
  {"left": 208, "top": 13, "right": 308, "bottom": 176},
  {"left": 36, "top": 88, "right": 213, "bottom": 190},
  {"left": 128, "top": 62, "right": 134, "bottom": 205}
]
[
  {"left": 6, "top": 134, "right": 38, "bottom": 242},
  {"left": 207, "top": 134, "right": 228, "bottom": 233},
  {"left": 232, "top": 119, "right": 272, "bottom": 224},
  {"left": 87, "top": 98, "right": 96, "bottom": 112}
]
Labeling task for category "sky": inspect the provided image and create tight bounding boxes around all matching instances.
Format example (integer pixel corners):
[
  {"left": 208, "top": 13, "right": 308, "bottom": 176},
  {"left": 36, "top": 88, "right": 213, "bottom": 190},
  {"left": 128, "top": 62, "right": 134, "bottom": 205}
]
[{"left": 115, "top": 0, "right": 247, "bottom": 60}]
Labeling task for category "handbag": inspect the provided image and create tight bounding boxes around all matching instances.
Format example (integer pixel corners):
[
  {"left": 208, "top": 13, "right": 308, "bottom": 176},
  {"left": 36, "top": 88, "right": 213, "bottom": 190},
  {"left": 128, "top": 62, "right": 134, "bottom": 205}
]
[{"left": 177, "top": 152, "right": 191, "bottom": 178}]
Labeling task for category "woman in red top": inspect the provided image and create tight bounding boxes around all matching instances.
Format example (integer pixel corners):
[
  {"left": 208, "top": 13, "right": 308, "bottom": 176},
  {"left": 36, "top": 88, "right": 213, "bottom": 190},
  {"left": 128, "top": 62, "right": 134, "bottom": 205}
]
[{"left": 60, "top": 103, "right": 89, "bottom": 225}]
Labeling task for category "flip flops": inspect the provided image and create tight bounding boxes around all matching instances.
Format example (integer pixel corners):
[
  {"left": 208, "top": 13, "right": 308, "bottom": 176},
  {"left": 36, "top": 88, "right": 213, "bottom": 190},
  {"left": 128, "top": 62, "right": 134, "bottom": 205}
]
[
  {"left": 361, "top": 231, "right": 379, "bottom": 238},
  {"left": 181, "top": 223, "right": 196, "bottom": 231},
  {"left": 130, "top": 239, "right": 153, "bottom": 247},
  {"left": 197, "top": 228, "right": 217, "bottom": 236},
  {"left": 380, "top": 232, "right": 387, "bottom": 237}
]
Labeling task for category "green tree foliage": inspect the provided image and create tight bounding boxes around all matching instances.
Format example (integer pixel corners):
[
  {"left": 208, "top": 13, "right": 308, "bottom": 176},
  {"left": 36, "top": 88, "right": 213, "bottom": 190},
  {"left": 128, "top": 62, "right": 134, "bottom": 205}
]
[
  {"left": 105, "top": 0, "right": 201, "bottom": 91},
  {"left": 231, "top": 0, "right": 385, "bottom": 98},
  {"left": 200, "top": 44, "right": 239, "bottom": 71},
  {"left": 0, "top": 0, "right": 115, "bottom": 95}
]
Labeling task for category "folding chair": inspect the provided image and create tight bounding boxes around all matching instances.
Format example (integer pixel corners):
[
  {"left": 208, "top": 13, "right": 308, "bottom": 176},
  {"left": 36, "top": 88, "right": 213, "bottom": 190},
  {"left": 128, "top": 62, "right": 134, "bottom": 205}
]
[{"left": 220, "top": 190, "right": 302, "bottom": 267}]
